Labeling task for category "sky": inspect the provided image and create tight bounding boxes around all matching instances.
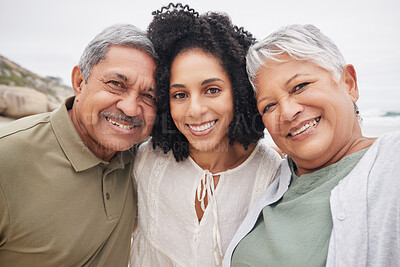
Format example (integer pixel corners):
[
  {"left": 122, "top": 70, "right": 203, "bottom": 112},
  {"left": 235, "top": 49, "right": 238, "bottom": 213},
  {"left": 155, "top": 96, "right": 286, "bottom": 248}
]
[{"left": 1, "top": 0, "right": 399, "bottom": 113}]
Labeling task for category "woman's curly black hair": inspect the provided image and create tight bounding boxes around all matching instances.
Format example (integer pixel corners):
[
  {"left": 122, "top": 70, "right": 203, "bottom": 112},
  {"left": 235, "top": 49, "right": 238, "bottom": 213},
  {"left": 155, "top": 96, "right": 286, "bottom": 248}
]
[{"left": 148, "top": 3, "right": 264, "bottom": 161}]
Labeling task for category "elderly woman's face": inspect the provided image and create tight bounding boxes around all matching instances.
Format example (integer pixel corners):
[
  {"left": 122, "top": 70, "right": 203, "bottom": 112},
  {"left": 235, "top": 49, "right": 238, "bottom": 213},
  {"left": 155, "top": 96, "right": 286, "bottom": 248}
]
[{"left": 255, "top": 55, "right": 359, "bottom": 175}]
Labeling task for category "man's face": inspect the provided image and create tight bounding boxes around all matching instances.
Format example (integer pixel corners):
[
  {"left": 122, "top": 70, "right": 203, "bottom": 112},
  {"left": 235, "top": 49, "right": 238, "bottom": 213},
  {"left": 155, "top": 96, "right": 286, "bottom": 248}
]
[{"left": 70, "top": 45, "right": 156, "bottom": 161}]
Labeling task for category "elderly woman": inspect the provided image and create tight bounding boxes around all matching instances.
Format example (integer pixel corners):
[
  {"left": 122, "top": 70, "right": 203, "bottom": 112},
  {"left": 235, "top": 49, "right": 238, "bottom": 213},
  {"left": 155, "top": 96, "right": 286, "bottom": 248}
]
[{"left": 223, "top": 24, "right": 400, "bottom": 266}]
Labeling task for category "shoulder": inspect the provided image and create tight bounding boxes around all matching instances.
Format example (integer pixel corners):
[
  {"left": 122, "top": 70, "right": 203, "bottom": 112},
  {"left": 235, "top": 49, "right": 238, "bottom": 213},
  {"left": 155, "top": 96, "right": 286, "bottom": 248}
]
[
  {"left": 133, "top": 138, "right": 174, "bottom": 176},
  {"left": 0, "top": 113, "right": 51, "bottom": 155},
  {"left": 135, "top": 138, "right": 161, "bottom": 164},
  {"left": 136, "top": 138, "right": 152, "bottom": 155},
  {"left": 375, "top": 131, "right": 400, "bottom": 150},
  {"left": 250, "top": 142, "right": 286, "bottom": 198},
  {"left": 255, "top": 141, "right": 283, "bottom": 166},
  {"left": 0, "top": 113, "right": 50, "bottom": 139},
  {"left": 366, "top": 131, "right": 400, "bottom": 198},
  {"left": 0, "top": 179, "right": 10, "bottom": 246},
  {"left": 339, "top": 131, "right": 400, "bottom": 194},
  {"left": 361, "top": 131, "right": 400, "bottom": 164},
  {"left": 0, "top": 113, "right": 55, "bottom": 176},
  {"left": 134, "top": 139, "right": 151, "bottom": 174},
  {"left": 372, "top": 131, "right": 400, "bottom": 170},
  {"left": 136, "top": 138, "right": 174, "bottom": 159}
]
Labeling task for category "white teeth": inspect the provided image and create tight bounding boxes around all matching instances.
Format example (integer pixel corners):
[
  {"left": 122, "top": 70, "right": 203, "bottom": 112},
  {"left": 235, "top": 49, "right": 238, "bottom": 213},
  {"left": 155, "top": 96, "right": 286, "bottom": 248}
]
[
  {"left": 290, "top": 118, "right": 319, "bottom": 137},
  {"left": 106, "top": 117, "right": 134, "bottom": 130},
  {"left": 188, "top": 120, "right": 216, "bottom": 132}
]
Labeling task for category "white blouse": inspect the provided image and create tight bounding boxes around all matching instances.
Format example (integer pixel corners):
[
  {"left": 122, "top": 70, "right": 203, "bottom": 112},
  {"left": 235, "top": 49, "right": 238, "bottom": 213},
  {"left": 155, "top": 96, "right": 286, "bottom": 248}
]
[{"left": 130, "top": 139, "right": 282, "bottom": 267}]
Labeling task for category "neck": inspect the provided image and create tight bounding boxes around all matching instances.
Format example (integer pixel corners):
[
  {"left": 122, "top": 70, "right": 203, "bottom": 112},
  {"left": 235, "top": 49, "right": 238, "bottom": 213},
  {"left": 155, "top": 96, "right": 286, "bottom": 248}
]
[
  {"left": 325, "top": 126, "right": 376, "bottom": 165},
  {"left": 189, "top": 141, "right": 256, "bottom": 174},
  {"left": 296, "top": 124, "right": 376, "bottom": 176}
]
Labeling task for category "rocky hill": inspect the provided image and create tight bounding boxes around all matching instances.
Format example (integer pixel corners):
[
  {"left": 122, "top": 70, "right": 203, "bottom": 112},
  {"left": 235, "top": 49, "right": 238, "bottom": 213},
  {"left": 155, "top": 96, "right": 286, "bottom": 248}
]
[{"left": 0, "top": 55, "right": 73, "bottom": 120}]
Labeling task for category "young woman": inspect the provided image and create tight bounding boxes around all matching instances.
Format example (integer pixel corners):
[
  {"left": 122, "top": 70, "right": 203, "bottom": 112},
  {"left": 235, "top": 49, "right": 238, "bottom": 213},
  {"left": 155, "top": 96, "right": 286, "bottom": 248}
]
[{"left": 130, "top": 4, "right": 282, "bottom": 267}]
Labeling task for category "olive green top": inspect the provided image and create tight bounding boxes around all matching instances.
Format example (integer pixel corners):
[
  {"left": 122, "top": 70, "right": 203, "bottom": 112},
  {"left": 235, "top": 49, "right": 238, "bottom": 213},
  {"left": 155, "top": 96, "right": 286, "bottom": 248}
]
[
  {"left": 232, "top": 148, "right": 368, "bottom": 267},
  {"left": 0, "top": 97, "right": 137, "bottom": 266}
]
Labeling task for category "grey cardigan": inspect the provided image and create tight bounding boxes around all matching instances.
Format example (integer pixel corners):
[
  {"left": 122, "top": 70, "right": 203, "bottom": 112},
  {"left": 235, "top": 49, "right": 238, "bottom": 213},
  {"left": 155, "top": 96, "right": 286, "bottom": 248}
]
[{"left": 223, "top": 131, "right": 400, "bottom": 267}]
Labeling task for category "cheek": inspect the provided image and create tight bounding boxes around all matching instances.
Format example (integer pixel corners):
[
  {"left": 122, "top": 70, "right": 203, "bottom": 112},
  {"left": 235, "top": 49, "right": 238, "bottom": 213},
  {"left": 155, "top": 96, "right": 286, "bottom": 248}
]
[
  {"left": 144, "top": 106, "right": 157, "bottom": 124},
  {"left": 262, "top": 116, "right": 276, "bottom": 135},
  {"left": 221, "top": 95, "right": 234, "bottom": 120},
  {"left": 77, "top": 101, "right": 99, "bottom": 126},
  {"left": 225, "top": 105, "right": 234, "bottom": 122},
  {"left": 169, "top": 105, "right": 183, "bottom": 129}
]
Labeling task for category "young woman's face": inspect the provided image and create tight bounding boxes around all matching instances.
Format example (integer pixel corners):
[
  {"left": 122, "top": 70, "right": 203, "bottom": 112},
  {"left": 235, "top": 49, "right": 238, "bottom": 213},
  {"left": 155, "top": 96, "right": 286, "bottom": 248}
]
[
  {"left": 255, "top": 55, "right": 359, "bottom": 174},
  {"left": 169, "top": 49, "right": 234, "bottom": 153}
]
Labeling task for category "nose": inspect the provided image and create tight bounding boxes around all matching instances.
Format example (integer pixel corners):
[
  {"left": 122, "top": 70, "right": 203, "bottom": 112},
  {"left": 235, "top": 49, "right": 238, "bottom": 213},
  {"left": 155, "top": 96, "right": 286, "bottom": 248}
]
[
  {"left": 279, "top": 98, "right": 303, "bottom": 123},
  {"left": 116, "top": 93, "right": 141, "bottom": 117},
  {"left": 186, "top": 95, "right": 206, "bottom": 118}
]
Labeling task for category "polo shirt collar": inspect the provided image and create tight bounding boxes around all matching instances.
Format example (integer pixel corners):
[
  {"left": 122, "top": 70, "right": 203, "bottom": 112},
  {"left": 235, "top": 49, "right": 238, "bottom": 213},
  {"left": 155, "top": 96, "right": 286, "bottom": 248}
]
[{"left": 50, "top": 97, "right": 135, "bottom": 172}]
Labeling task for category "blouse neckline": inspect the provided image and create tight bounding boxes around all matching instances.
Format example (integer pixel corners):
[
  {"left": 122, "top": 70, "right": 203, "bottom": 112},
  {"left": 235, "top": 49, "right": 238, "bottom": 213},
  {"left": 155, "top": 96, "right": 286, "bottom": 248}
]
[{"left": 187, "top": 141, "right": 261, "bottom": 175}]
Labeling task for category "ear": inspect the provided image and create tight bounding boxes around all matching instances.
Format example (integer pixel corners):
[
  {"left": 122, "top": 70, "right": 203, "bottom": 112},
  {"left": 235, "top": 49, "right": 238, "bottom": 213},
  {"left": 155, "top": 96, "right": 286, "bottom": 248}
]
[
  {"left": 341, "top": 64, "right": 359, "bottom": 103},
  {"left": 71, "top": 66, "right": 85, "bottom": 96}
]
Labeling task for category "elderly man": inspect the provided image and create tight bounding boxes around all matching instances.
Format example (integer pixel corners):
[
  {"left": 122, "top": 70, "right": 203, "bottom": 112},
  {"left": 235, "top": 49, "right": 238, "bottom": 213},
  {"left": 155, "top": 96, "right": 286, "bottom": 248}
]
[{"left": 0, "top": 24, "right": 157, "bottom": 266}]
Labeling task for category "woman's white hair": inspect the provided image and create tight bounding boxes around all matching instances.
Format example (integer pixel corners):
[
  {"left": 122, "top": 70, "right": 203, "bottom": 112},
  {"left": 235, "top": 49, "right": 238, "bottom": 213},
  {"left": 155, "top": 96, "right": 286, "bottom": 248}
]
[{"left": 246, "top": 24, "right": 346, "bottom": 93}]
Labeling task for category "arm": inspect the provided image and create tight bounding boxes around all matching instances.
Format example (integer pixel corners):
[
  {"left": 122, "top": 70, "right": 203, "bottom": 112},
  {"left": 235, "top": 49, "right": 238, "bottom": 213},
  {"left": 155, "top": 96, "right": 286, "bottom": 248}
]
[{"left": 0, "top": 181, "right": 10, "bottom": 247}]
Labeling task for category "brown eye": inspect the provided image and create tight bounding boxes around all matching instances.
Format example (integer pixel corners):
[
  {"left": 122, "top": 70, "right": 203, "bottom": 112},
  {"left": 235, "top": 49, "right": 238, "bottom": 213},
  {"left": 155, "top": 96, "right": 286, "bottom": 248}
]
[
  {"left": 292, "top": 82, "right": 309, "bottom": 93},
  {"left": 262, "top": 103, "right": 275, "bottom": 114},
  {"left": 104, "top": 80, "right": 126, "bottom": 94},
  {"left": 145, "top": 94, "right": 155, "bottom": 99},
  {"left": 172, "top": 92, "right": 187, "bottom": 99},
  {"left": 141, "top": 93, "right": 157, "bottom": 107},
  {"left": 206, "top": 88, "right": 221, "bottom": 94},
  {"left": 108, "top": 80, "right": 122, "bottom": 87}
]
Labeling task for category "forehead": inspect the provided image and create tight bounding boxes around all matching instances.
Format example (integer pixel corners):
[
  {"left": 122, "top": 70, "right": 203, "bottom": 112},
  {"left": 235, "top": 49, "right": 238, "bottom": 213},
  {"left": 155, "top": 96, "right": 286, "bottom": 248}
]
[
  {"left": 96, "top": 46, "right": 156, "bottom": 78},
  {"left": 256, "top": 56, "right": 328, "bottom": 84},
  {"left": 171, "top": 49, "right": 225, "bottom": 76}
]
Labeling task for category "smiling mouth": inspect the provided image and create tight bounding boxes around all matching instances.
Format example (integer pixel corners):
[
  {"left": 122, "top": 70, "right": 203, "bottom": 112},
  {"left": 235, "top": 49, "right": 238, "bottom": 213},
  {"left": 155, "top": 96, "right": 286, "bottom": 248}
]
[
  {"left": 289, "top": 117, "right": 321, "bottom": 137},
  {"left": 106, "top": 117, "right": 135, "bottom": 130},
  {"left": 101, "top": 111, "right": 144, "bottom": 130},
  {"left": 188, "top": 120, "right": 217, "bottom": 132}
]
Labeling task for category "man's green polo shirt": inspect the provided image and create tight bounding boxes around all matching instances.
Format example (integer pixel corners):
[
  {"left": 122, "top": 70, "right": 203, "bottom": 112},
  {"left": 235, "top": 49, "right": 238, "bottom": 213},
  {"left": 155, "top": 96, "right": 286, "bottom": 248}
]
[{"left": 0, "top": 97, "right": 137, "bottom": 266}]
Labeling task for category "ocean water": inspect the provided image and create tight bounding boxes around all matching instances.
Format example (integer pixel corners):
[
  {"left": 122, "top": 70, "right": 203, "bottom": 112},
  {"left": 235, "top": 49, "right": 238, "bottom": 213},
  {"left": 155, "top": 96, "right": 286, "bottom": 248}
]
[{"left": 360, "top": 115, "right": 400, "bottom": 137}]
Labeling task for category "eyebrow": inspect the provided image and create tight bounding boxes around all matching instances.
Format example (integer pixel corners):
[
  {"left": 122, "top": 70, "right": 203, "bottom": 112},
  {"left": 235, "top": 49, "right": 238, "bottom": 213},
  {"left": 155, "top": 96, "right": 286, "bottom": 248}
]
[
  {"left": 257, "top": 73, "right": 309, "bottom": 104},
  {"left": 257, "top": 95, "right": 272, "bottom": 104},
  {"left": 285, "top": 73, "right": 309, "bottom": 87},
  {"left": 170, "top": 77, "right": 225, "bottom": 89},
  {"left": 103, "top": 73, "right": 128, "bottom": 82},
  {"left": 201, "top": 78, "right": 224, "bottom": 86},
  {"left": 116, "top": 73, "right": 128, "bottom": 82},
  {"left": 170, "top": 83, "right": 185, "bottom": 89}
]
